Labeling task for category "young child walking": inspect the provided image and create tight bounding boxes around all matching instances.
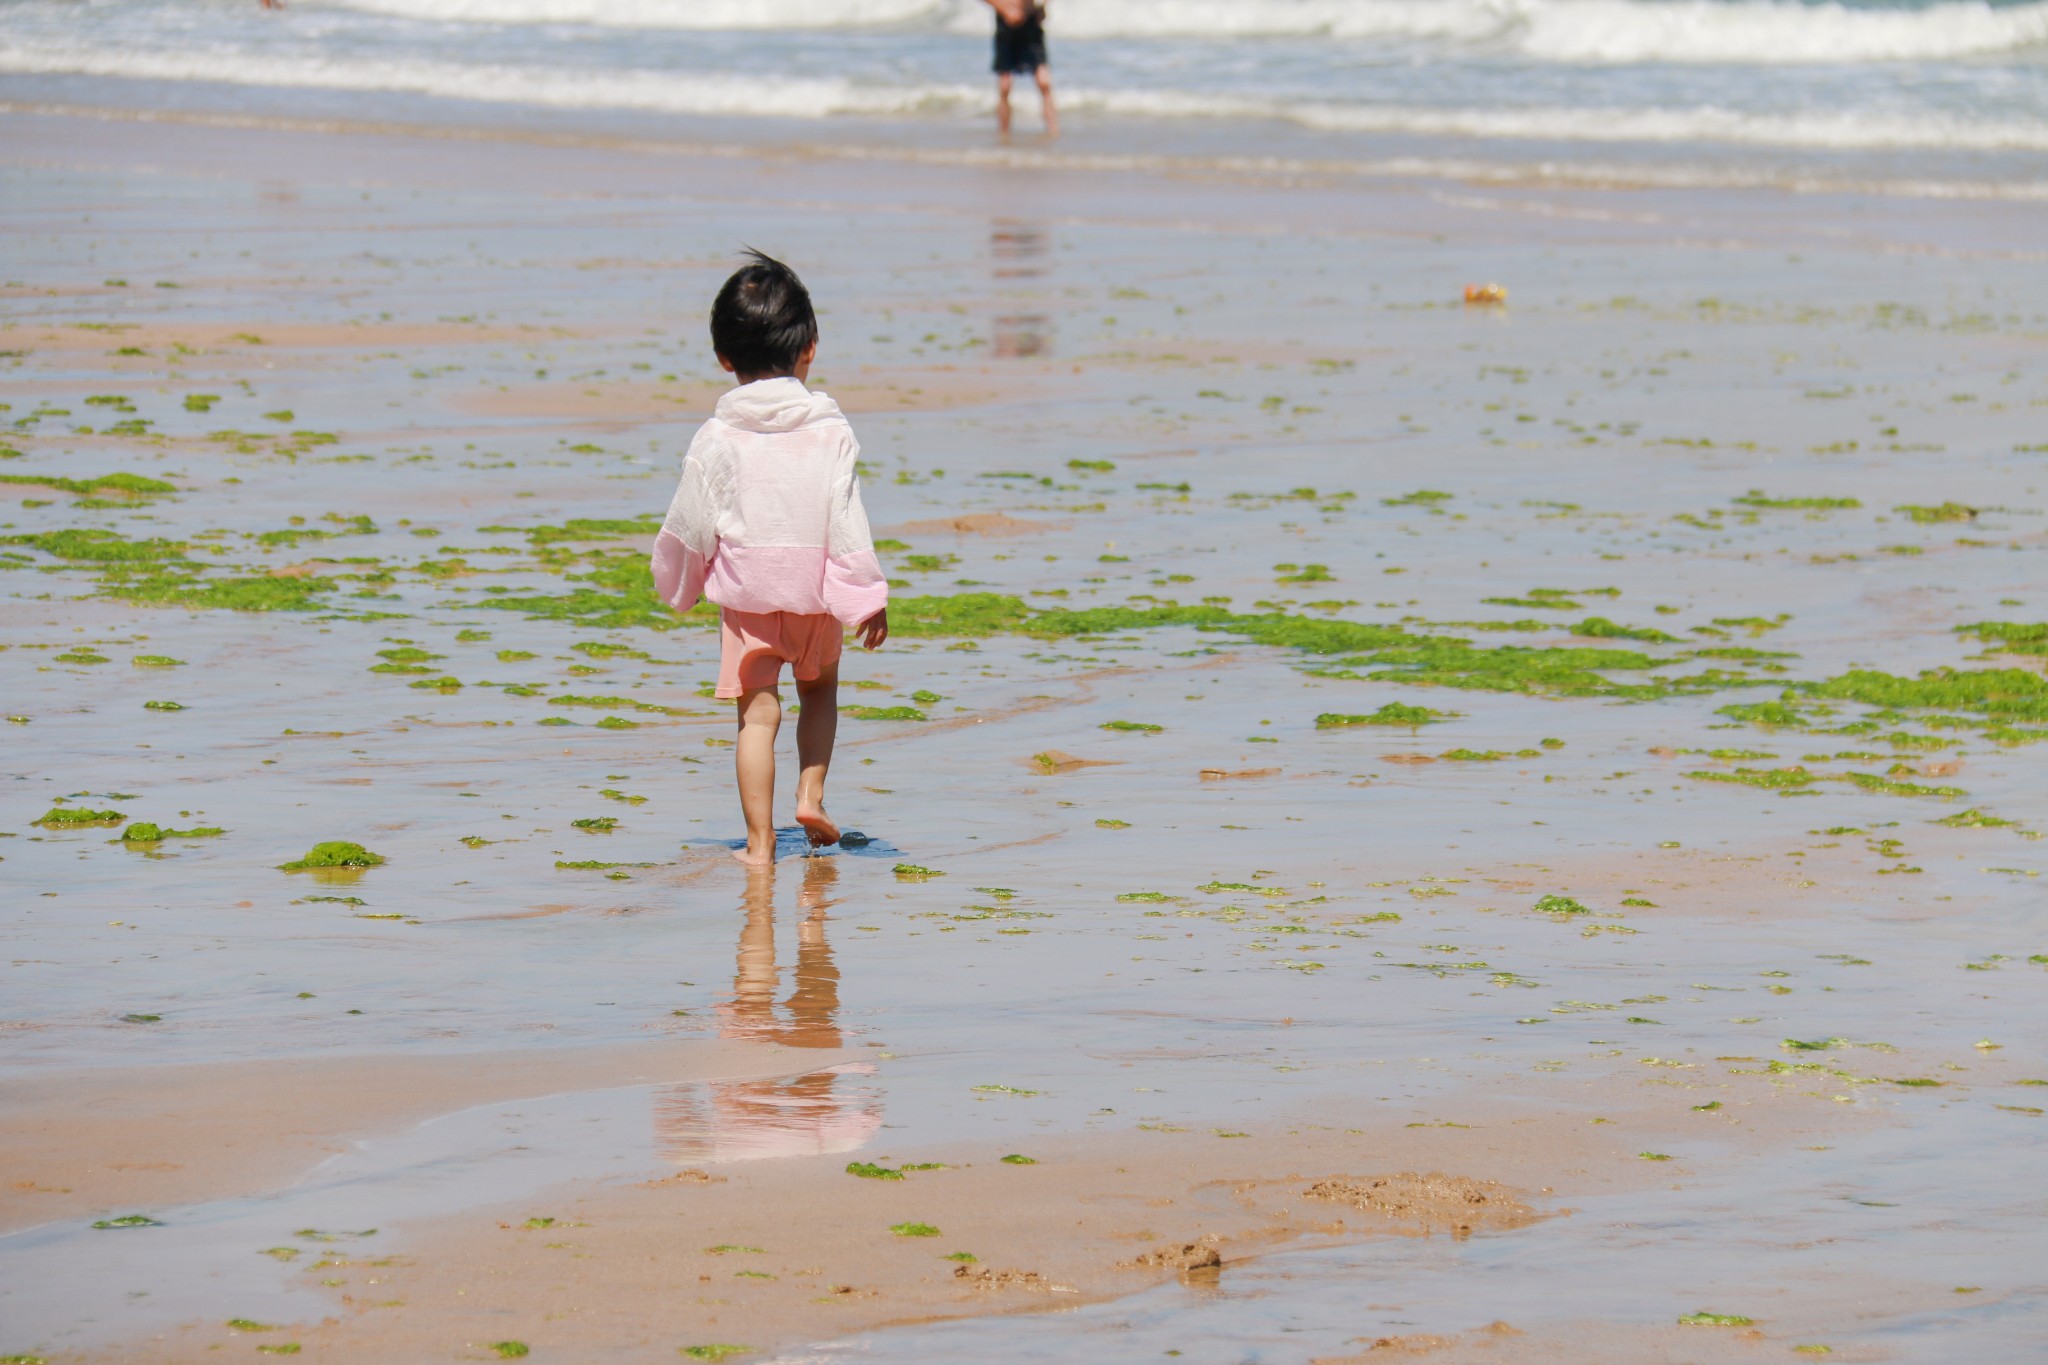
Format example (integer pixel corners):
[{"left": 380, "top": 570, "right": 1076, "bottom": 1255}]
[{"left": 651, "top": 251, "right": 889, "bottom": 866}]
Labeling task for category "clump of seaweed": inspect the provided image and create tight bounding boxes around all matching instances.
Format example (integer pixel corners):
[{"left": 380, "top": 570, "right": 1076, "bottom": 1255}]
[
  {"left": 278, "top": 841, "right": 385, "bottom": 872},
  {"left": 119, "top": 822, "right": 224, "bottom": 841},
  {"left": 36, "top": 807, "right": 125, "bottom": 827},
  {"left": 1316, "top": 702, "right": 1457, "bottom": 728}
]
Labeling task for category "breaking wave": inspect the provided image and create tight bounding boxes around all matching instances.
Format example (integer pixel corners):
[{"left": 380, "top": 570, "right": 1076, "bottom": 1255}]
[
  {"left": 321, "top": 0, "right": 2048, "bottom": 65},
  {"left": 8, "top": 41, "right": 2048, "bottom": 150}
]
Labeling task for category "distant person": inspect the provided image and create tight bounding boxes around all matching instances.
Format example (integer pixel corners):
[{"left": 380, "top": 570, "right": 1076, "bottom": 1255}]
[
  {"left": 984, "top": 0, "right": 1057, "bottom": 138},
  {"left": 651, "top": 250, "right": 890, "bottom": 866}
]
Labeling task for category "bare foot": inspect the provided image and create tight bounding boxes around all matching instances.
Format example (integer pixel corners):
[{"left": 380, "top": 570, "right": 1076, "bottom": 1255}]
[
  {"left": 731, "top": 845, "right": 774, "bottom": 867},
  {"left": 795, "top": 804, "right": 840, "bottom": 847}
]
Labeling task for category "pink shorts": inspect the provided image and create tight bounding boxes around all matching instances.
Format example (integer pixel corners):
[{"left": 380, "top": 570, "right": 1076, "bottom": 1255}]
[{"left": 716, "top": 608, "right": 843, "bottom": 699}]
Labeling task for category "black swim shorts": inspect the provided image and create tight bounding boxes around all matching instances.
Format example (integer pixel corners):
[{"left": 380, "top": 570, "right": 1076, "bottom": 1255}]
[{"left": 992, "top": 20, "right": 1047, "bottom": 75}]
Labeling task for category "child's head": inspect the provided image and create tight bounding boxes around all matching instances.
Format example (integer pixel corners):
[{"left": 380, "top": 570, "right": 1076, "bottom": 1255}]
[{"left": 711, "top": 249, "right": 818, "bottom": 382}]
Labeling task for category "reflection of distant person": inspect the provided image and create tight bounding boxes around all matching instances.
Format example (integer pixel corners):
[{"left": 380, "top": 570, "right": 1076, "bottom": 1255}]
[
  {"left": 984, "top": 0, "right": 1057, "bottom": 138},
  {"left": 259, "top": 0, "right": 283, "bottom": 9}
]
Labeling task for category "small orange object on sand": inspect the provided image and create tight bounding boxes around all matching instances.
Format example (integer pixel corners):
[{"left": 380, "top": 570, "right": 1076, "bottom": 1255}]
[{"left": 1463, "top": 283, "right": 1508, "bottom": 306}]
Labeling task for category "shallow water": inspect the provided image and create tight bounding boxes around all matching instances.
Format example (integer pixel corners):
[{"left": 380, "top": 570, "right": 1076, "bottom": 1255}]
[{"left": 2, "top": 115, "right": 2046, "bottom": 1358}]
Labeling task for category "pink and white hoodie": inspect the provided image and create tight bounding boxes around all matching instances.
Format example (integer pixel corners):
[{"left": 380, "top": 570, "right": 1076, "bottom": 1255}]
[{"left": 650, "top": 377, "right": 888, "bottom": 627}]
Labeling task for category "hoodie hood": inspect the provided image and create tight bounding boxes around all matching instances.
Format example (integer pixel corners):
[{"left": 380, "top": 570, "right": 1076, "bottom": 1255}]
[{"left": 714, "top": 376, "right": 842, "bottom": 434}]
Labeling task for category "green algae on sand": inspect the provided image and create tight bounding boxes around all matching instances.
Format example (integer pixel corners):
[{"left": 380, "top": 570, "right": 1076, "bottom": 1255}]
[
  {"left": 845, "top": 705, "right": 927, "bottom": 722},
  {"left": 0, "top": 471, "right": 175, "bottom": 499},
  {"left": 36, "top": 807, "right": 125, "bottom": 827},
  {"left": 278, "top": 841, "right": 385, "bottom": 872},
  {"left": 119, "top": 822, "right": 224, "bottom": 842},
  {"left": 1316, "top": 702, "right": 1457, "bottom": 728},
  {"left": 846, "top": 1161, "right": 904, "bottom": 1180}
]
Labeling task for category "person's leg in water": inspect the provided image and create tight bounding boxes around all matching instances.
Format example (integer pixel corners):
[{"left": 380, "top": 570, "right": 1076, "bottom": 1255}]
[
  {"left": 733, "top": 685, "right": 780, "bottom": 865},
  {"left": 793, "top": 663, "right": 840, "bottom": 846},
  {"left": 996, "top": 70, "right": 1015, "bottom": 136},
  {"left": 1034, "top": 62, "right": 1057, "bottom": 138}
]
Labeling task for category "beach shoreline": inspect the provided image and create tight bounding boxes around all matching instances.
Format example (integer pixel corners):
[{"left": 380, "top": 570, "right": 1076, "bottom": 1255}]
[{"left": 3, "top": 102, "right": 2044, "bottom": 1361}]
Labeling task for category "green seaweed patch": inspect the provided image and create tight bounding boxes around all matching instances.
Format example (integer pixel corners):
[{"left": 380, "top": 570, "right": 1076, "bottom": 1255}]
[
  {"left": 131, "top": 654, "right": 184, "bottom": 667},
  {"left": 489, "top": 1345, "right": 529, "bottom": 1360},
  {"left": 1678, "top": 1311, "right": 1754, "bottom": 1327},
  {"left": 1200, "top": 881, "right": 1285, "bottom": 896},
  {"left": 524, "top": 516, "right": 663, "bottom": 545},
  {"left": 1843, "top": 772, "right": 1965, "bottom": 799},
  {"left": 1572, "top": 617, "right": 1678, "bottom": 644},
  {"left": 1316, "top": 702, "right": 1457, "bottom": 728},
  {"left": 572, "top": 817, "right": 619, "bottom": 832},
  {"left": 278, "top": 841, "right": 384, "bottom": 872},
  {"left": 679, "top": 1347, "right": 754, "bottom": 1362},
  {"left": 970, "top": 1084, "right": 1039, "bottom": 1096},
  {"left": 1533, "top": 894, "right": 1591, "bottom": 916},
  {"left": 999, "top": 1154, "right": 1037, "bottom": 1164},
  {"left": 889, "top": 1222, "right": 941, "bottom": 1237},
  {"left": 1956, "top": 621, "right": 2047, "bottom": 655},
  {"left": 550, "top": 694, "right": 685, "bottom": 714},
  {"left": 1686, "top": 766, "right": 1818, "bottom": 791},
  {"left": 4, "top": 528, "right": 186, "bottom": 562},
  {"left": 1383, "top": 489, "right": 1452, "bottom": 507},
  {"left": 104, "top": 571, "right": 333, "bottom": 613},
  {"left": 1895, "top": 502, "right": 1976, "bottom": 524},
  {"left": 91, "top": 1214, "right": 162, "bottom": 1229},
  {"left": 1734, "top": 491, "right": 1859, "bottom": 511},
  {"left": 1117, "top": 891, "right": 1172, "bottom": 902},
  {"left": 225, "top": 1319, "right": 278, "bottom": 1333},
  {"left": 142, "top": 699, "right": 185, "bottom": 711},
  {"left": 1439, "top": 748, "right": 1509, "bottom": 761},
  {"left": 37, "top": 807, "right": 125, "bottom": 827},
  {"left": 119, "top": 822, "right": 223, "bottom": 841},
  {"left": 1804, "top": 667, "right": 2048, "bottom": 723},
  {"left": 846, "top": 1161, "right": 904, "bottom": 1181},
  {"left": 846, "top": 705, "right": 927, "bottom": 721},
  {"left": 1936, "top": 808, "right": 2013, "bottom": 828},
  {"left": 894, "top": 863, "right": 944, "bottom": 880},
  {"left": 0, "top": 471, "right": 175, "bottom": 499},
  {"left": 1101, "top": 720, "right": 1163, "bottom": 732}
]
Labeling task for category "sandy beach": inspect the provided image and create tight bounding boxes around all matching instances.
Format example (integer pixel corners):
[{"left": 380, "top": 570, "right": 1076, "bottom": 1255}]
[{"left": 3, "top": 99, "right": 2046, "bottom": 1363}]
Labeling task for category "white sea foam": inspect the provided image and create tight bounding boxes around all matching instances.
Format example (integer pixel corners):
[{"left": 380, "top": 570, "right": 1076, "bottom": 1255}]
[
  {"left": 9, "top": 40, "right": 2048, "bottom": 151},
  {"left": 316, "top": 0, "right": 2048, "bottom": 64}
]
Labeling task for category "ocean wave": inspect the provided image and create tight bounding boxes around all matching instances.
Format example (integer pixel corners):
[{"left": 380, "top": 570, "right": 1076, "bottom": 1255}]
[
  {"left": 328, "top": 0, "right": 957, "bottom": 29},
  {"left": 315, "top": 0, "right": 2048, "bottom": 63},
  {"left": 9, "top": 40, "right": 2048, "bottom": 150}
]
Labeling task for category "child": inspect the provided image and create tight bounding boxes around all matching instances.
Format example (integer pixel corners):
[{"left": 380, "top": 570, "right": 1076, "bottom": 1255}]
[{"left": 651, "top": 251, "right": 889, "bottom": 866}]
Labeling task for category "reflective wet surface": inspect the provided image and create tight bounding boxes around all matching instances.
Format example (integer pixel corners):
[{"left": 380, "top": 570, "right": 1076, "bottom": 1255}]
[{"left": 3, "top": 111, "right": 2046, "bottom": 1359}]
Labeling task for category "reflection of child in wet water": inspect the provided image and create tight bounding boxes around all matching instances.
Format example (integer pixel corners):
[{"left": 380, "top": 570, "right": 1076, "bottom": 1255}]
[{"left": 651, "top": 252, "right": 890, "bottom": 865}]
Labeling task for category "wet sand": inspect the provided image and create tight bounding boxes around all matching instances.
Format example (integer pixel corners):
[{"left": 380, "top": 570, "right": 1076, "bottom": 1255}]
[{"left": 3, "top": 104, "right": 2046, "bottom": 1362}]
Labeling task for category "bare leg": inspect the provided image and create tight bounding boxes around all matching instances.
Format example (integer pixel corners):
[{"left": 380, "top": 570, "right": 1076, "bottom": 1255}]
[
  {"left": 793, "top": 665, "right": 840, "bottom": 846},
  {"left": 733, "top": 686, "right": 780, "bottom": 865},
  {"left": 1035, "top": 65, "right": 1057, "bottom": 138},
  {"left": 996, "top": 72, "right": 1014, "bottom": 136}
]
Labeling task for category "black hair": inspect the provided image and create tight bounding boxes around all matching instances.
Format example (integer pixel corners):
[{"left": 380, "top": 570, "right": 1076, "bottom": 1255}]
[{"left": 710, "top": 248, "right": 818, "bottom": 378}]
